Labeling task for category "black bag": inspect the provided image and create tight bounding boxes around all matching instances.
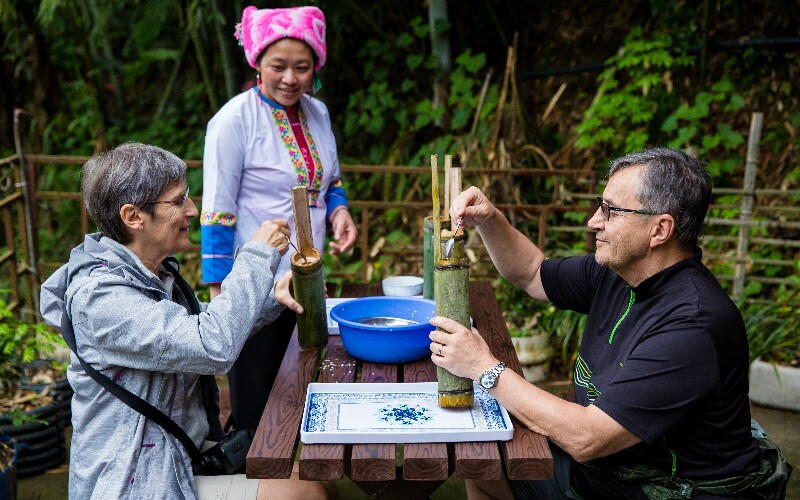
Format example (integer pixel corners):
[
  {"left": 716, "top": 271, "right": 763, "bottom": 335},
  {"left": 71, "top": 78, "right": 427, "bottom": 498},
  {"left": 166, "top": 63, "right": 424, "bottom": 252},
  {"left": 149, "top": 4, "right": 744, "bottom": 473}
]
[
  {"left": 593, "top": 420, "right": 793, "bottom": 500},
  {"left": 197, "top": 428, "right": 254, "bottom": 475}
]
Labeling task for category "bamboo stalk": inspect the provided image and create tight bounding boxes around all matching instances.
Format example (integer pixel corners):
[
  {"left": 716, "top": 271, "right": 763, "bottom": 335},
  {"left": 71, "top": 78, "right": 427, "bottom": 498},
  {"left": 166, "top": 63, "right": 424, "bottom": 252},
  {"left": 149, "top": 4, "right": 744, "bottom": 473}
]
[
  {"left": 435, "top": 239, "right": 473, "bottom": 408},
  {"left": 432, "top": 155, "right": 473, "bottom": 408},
  {"left": 290, "top": 186, "right": 328, "bottom": 350},
  {"left": 733, "top": 112, "right": 763, "bottom": 301}
]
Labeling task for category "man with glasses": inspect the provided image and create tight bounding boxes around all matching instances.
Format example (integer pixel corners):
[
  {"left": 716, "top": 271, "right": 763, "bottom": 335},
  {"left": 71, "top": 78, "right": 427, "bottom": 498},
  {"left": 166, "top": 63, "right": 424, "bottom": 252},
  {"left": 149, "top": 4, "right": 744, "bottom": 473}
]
[{"left": 429, "top": 148, "right": 789, "bottom": 498}]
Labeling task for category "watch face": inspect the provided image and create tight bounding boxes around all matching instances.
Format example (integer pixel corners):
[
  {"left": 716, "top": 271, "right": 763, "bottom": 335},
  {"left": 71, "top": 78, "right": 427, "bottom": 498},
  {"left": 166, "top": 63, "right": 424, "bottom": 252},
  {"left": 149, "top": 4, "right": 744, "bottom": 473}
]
[{"left": 480, "top": 372, "right": 497, "bottom": 389}]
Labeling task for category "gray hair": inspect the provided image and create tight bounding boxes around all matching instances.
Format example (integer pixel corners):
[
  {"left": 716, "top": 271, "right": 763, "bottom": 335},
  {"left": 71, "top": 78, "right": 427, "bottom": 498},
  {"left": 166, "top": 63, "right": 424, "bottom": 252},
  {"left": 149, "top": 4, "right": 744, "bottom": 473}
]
[
  {"left": 81, "top": 143, "right": 187, "bottom": 244},
  {"left": 608, "top": 147, "right": 712, "bottom": 249}
]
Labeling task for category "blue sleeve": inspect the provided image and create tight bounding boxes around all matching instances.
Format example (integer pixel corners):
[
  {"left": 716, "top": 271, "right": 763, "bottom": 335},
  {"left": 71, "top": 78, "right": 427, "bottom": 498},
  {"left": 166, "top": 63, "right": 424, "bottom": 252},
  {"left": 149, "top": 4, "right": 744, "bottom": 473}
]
[
  {"left": 201, "top": 224, "right": 235, "bottom": 283},
  {"left": 324, "top": 180, "right": 349, "bottom": 221}
]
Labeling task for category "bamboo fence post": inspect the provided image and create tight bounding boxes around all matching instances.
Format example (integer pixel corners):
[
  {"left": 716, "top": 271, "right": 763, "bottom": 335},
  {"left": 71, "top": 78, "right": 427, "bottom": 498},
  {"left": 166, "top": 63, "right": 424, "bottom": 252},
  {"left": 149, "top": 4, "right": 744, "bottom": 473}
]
[
  {"left": 290, "top": 186, "right": 328, "bottom": 350},
  {"left": 13, "top": 111, "right": 41, "bottom": 321},
  {"left": 733, "top": 112, "right": 763, "bottom": 301},
  {"left": 431, "top": 155, "right": 474, "bottom": 408}
]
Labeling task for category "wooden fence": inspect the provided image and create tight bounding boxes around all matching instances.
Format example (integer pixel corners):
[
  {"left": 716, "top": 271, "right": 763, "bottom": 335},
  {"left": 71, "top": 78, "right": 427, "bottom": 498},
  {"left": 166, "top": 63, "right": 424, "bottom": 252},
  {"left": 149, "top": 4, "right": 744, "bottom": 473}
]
[{"left": 1, "top": 149, "right": 798, "bottom": 321}]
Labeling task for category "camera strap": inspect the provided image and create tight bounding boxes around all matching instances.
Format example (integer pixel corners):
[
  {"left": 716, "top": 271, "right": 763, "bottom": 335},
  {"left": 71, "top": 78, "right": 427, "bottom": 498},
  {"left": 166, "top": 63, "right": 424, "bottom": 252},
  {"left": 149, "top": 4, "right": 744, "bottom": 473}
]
[{"left": 59, "top": 258, "right": 221, "bottom": 467}]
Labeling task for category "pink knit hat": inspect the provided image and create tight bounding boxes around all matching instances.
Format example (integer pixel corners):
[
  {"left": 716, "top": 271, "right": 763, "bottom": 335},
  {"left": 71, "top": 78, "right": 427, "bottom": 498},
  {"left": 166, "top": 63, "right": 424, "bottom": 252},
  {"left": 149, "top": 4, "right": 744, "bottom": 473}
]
[{"left": 235, "top": 6, "right": 326, "bottom": 71}]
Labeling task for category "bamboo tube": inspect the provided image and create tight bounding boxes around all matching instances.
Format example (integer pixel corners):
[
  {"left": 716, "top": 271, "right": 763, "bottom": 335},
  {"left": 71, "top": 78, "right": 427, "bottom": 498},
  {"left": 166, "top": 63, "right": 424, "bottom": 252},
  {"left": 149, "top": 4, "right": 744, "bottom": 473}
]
[
  {"left": 290, "top": 187, "right": 328, "bottom": 350},
  {"left": 431, "top": 155, "right": 474, "bottom": 408},
  {"left": 423, "top": 216, "right": 434, "bottom": 300},
  {"left": 423, "top": 216, "right": 450, "bottom": 300}
]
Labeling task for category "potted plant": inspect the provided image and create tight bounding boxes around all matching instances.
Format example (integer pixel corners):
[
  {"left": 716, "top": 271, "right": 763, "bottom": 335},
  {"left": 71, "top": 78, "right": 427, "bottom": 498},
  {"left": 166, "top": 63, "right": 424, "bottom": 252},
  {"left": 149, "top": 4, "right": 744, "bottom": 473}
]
[
  {"left": 742, "top": 280, "right": 800, "bottom": 412},
  {"left": 0, "top": 292, "right": 69, "bottom": 477},
  {"left": 0, "top": 436, "right": 18, "bottom": 500},
  {"left": 499, "top": 278, "right": 585, "bottom": 383}
]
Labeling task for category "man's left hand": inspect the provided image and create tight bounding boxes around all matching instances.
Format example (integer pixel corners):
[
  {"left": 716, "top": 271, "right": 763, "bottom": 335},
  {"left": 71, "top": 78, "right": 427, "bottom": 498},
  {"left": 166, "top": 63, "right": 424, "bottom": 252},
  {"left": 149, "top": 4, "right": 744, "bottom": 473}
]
[{"left": 429, "top": 316, "right": 498, "bottom": 381}]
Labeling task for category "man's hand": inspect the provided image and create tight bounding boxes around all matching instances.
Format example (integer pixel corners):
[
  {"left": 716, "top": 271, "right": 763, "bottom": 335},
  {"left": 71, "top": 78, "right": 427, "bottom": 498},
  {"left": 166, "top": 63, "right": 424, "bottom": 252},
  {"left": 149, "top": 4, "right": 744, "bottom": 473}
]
[
  {"left": 328, "top": 208, "right": 357, "bottom": 255},
  {"left": 428, "top": 316, "right": 498, "bottom": 381},
  {"left": 450, "top": 186, "right": 499, "bottom": 230}
]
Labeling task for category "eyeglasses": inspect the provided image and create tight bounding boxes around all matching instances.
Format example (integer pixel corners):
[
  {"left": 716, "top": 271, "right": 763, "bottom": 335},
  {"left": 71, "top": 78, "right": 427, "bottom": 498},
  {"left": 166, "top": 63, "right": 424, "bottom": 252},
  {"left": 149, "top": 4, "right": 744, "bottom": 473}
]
[
  {"left": 146, "top": 187, "right": 191, "bottom": 209},
  {"left": 595, "top": 197, "right": 657, "bottom": 222}
]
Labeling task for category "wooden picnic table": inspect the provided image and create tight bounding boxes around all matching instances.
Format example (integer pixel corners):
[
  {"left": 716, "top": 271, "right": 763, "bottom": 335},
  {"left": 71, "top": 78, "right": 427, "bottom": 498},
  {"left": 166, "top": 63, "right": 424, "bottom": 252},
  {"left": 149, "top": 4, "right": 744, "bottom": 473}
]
[{"left": 246, "top": 281, "right": 553, "bottom": 497}]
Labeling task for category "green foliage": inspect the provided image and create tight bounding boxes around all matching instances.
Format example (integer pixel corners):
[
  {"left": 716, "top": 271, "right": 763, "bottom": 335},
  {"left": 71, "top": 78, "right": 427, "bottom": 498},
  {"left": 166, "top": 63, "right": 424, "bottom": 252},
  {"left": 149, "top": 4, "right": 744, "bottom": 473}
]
[
  {"left": 576, "top": 27, "right": 694, "bottom": 156},
  {"left": 741, "top": 278, "right": 800, "bottom": 364},
  {"left": 661, "top": 78, "right": 745, "bottom": 177},
  {"left": 496, "top": 277, "right": 586, "bottom": 377},
  {"left": 341, "top": 17, "right": 497, "bottom": 168},
  {"left": 0, "top": 291, "right": 66, "bottom": 401}
]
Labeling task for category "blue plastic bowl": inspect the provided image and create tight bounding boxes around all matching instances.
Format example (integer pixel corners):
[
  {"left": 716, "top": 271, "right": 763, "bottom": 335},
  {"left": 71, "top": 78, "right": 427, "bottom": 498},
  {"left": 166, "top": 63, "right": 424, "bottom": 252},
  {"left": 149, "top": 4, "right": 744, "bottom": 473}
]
[{"left": 330, "top": 296, "right": 436, "bottom": 363}]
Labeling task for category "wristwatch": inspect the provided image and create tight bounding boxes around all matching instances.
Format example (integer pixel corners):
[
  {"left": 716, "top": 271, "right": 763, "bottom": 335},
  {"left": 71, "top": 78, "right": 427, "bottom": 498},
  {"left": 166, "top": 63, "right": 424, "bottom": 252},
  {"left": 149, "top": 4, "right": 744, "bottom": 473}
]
[{"left": 478, "top": 362, "right": 507, "bottom": 392}]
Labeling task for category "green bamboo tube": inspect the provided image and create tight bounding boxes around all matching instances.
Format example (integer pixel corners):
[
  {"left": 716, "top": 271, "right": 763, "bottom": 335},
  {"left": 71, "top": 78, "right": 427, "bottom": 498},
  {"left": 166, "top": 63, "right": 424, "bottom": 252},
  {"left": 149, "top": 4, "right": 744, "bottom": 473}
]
[
  {"left": 435, "top": 226, "right": 474, "bottom": 408},
  {"left": 423, "top": 216, "right": 450, "bottom": 300},
  {"left": 290, "top": 248, "right": 328, "bottom": 350}
]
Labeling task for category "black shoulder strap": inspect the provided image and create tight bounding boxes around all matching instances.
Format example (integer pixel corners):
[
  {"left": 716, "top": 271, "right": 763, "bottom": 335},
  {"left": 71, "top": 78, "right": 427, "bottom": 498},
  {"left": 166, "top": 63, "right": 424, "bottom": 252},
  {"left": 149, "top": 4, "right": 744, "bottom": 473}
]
[{"left": 60, "top": 259, "right": 217, "bottom": 465}]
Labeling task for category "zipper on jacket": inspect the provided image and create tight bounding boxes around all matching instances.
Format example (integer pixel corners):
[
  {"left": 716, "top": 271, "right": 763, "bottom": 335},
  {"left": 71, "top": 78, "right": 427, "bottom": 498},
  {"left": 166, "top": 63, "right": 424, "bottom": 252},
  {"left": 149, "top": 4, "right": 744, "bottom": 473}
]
[{"left": 608, "top": 288, "right": 635, "bottom": 345}]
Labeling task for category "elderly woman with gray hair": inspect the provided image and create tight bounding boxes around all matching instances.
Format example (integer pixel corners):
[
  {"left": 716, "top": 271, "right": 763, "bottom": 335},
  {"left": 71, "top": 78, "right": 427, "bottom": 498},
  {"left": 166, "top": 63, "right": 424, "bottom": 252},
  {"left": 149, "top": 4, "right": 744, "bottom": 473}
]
[{"left": 40, "top": 143, "right": 333, "bottom": 499}]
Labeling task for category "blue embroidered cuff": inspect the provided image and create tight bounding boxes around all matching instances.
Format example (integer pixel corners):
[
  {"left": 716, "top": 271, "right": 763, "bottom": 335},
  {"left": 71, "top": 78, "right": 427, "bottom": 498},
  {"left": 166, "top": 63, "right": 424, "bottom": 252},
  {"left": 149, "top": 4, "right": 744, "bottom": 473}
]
[
  {"left": 201, "top": 225, "right": 235, "bottom": 283},
  {"left": 325, "top": 184, "right": 349, "bottom": 221}
]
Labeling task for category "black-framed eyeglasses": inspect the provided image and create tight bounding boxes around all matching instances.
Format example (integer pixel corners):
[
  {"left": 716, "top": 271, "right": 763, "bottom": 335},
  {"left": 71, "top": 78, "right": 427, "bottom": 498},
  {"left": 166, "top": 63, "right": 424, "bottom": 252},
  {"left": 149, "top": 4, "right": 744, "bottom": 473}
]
[
  {"left": 146, "top": 187, "right": 190, "bottom": 209},
  {"left": 595, "top": 197, "right": 657, "bottom": 222}
]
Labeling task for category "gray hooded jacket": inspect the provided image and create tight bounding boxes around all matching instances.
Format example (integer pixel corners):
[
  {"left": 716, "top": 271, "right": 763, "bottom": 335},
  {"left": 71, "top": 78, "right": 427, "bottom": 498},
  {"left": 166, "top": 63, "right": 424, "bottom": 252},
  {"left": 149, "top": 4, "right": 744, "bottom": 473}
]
[{"left": 40, "top": 233, "right": 283, "bottom": 499}]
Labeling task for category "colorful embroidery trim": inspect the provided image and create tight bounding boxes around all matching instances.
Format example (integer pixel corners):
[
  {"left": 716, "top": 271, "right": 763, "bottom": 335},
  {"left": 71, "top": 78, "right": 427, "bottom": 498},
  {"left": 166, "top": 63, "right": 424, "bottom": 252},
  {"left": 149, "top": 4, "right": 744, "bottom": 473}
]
[
  {"left": 201, "top": 211, "right": 236, "bottom": 226},
  {"left": 267, "top": 103, "right": 323, "bottom": 206}
]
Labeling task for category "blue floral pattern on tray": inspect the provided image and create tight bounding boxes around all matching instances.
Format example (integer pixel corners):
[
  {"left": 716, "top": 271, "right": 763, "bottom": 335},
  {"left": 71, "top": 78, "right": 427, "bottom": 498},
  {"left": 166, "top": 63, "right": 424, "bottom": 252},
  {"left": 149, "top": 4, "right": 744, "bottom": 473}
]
[{"left": 378, "top": 403, "right": 433, "bottom": 425}]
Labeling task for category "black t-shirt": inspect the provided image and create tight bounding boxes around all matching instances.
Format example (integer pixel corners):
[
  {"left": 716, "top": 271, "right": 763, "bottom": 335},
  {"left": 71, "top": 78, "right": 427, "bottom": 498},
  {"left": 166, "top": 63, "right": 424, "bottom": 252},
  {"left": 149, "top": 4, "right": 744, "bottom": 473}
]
[{"left": 540, "top": 249, "right": 760, "bottom": 498}]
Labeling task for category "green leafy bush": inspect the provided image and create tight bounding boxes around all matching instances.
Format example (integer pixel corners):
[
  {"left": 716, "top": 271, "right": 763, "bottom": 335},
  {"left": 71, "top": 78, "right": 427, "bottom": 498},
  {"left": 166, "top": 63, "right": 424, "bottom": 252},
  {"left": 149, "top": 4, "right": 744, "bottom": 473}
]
[
  {"left": 576, "top": 27, "right": 694, "bottom": 156},
  {"left": 0, "top": 291, "right": 66, "bottom": 402},
  {"left": 740, "top": 278, "right": 800, "bottom": 365}
]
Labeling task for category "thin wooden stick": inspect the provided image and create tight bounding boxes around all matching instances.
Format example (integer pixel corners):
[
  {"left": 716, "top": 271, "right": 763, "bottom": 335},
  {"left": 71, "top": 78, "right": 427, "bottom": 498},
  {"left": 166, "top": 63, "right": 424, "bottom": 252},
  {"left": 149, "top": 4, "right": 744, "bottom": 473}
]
[
  {"left": 449, "top": 162, "right": 461, "bottom": 221},
  {"left": 443, "top": 154, "right": 451, "bottom": 218},
  {"left": 431, "top": 155, "right": 441, "bottom": 264}
]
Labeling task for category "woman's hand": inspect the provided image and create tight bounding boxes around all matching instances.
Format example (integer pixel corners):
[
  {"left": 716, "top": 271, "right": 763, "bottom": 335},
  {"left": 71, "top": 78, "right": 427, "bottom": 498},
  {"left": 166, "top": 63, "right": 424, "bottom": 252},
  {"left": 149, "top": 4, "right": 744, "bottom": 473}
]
[
  {"left": 428, "top": 316, "right": 498, "bottom": 381},
  {"left": 251, "top": 219, "right": 290, "bottom": 254},
  {"left": 328, "top": 208, "right": 357, "bottom": 255},
  {"left": 274, "top": 270, "right": 303, "bottom": 314}
]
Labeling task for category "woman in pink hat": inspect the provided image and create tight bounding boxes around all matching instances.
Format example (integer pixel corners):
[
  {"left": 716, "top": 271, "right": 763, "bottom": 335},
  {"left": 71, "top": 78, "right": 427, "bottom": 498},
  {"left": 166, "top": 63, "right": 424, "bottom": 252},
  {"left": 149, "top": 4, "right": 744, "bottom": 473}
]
[{"left": 200, "top": 5, "right": 357, "bottom": 439}]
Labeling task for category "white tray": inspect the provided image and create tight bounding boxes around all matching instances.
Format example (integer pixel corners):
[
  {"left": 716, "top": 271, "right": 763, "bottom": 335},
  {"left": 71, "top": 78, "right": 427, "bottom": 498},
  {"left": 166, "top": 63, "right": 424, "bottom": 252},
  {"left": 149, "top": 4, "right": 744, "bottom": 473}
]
[
  {"left": 325, "top": 298, "right": 355, "bottom": 335},
  {"left": 300, "top": 382, "right": 514, "bottom": 444}
]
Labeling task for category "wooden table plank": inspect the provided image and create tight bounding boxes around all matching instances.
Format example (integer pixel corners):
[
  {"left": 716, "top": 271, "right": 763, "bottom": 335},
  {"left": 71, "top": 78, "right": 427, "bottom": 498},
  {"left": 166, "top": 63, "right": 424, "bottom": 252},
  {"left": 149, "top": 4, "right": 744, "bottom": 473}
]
[
  {"left": 246, "top": 332, "right": 320, "bottom": 479},
  {"left": 403, "top": 357, "right": 449, "bottom": 481},
  {"left": 298, "top": 337, "right": 357, "bottom": 480},
  {"left": 469, "top": 282, "right": 554, "bottom": 480},
  {"left": 350, "top": 362, "right": 397, "bottom": 482}
]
